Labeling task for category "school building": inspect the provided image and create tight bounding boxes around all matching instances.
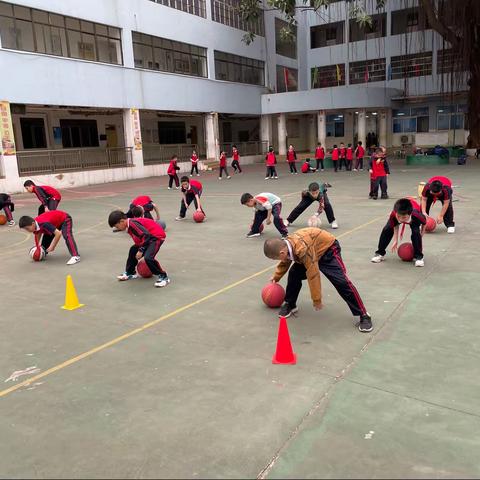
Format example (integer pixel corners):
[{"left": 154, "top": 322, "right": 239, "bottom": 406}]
[{"left": 0, "top": 0, "right": 469, "bottom": 192}]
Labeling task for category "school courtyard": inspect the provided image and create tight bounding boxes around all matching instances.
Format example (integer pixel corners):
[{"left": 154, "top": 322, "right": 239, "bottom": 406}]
[{"left": 0, "top": 161, "right": 479, "bottom": 479}]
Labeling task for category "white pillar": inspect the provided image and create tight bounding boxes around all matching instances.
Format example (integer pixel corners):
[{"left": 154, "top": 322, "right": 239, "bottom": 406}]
[
  {"left": 317, "top": 110, "right": 326, "bottom": 147},
  {"left": 123, "top": 108, "right": 144, "bottom": 175},
  {"left": 205, "top": 112, "right": 219, "bottom": 161},
  {"left": 0, "top": 101, "right": 22, "bottom": 192},
  {"left": 260, "top": 114, "right": 272, "bottom": 149},
  {"left": 357, "top": 109, "right": 367, "bottom": 148},
  {"left": 379, "top": 109, "right": 388, "bottom": 148},
  {"left": 308, "top": 115, "right": 316, "bottom": 151},
  {"left": 277, "top": 113, "right": 287, "bottom": 155}
]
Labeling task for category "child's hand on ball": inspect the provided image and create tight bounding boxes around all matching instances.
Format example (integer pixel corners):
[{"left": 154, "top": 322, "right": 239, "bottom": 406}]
[{"left": 135, "top": 251, "right": 143, "bottom": 260}]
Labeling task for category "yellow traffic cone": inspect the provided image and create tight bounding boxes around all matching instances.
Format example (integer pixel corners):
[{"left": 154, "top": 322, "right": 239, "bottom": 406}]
[{"left": 61, "top": 275, "right": 85, "bottom": 311}]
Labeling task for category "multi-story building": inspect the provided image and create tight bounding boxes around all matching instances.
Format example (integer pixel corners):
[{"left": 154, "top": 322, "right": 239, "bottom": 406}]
[{"left": 0, "top": 0, "right": 469, "bottom": 192}]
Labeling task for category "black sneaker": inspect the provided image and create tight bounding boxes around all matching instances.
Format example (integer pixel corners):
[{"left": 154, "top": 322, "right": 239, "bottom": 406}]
[
  {"left": 372, "top": 196, "right": 378, "bottom": 200},
  {"left": 246, "top": 231, "right": 261, "bottom": 238},
  {"left": 278, "top": 303, "right": 298, "bottom": 318},
  {"left": 381, "top": 195, "right": 389, "bottom": 199},
  {"left": 358, "top": 313, "right": 373, "bottom": 332}
]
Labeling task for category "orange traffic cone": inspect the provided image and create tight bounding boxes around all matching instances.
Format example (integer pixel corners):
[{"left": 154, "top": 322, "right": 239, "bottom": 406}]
[{"left": 272, "top": 316, "right": 297, "bottom": 365}]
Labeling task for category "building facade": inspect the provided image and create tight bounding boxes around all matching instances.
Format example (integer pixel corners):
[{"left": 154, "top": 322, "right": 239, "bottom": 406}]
[{"left": 0, "top": 0, "right": 469, "bottom": 192}]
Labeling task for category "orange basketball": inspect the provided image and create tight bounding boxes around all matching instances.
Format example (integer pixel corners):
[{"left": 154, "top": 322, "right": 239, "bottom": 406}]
[
  {"left": 425, "top": 216, "right": 436, "bottom": 232},
  {"left": 261, "top": 282, "right": 285, "bottom": 308},
  {"left": 137, "top": 260, "right": 153, "bottom": 278},
  {"left": 397, "top": 243, "right": 414, "bottom": 262},
  {"left": 193, "top": 211, "right": 205, "bottom": 223},
  {"left": 0, "top": 214, "right": 7, "bottom": 225}
]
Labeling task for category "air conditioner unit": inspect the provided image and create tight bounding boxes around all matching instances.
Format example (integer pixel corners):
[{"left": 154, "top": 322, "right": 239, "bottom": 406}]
[{"left": 400, "top": 135, "right": 409, "bottom": 144}]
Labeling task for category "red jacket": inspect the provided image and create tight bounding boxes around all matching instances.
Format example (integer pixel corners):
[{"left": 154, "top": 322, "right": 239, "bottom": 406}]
[
  {"left": 331, "top": 148, "right": 339, "bottom": 161},
  {"left": 370, "top": 156, "right": 390, "bottom": 178},
  {"left": 339, "top": 148, "right": 346, "bottom": 159},
  {"left": 167, "top": 160, "right": 179, "bottom": 175},
  {"left": 346, "top": 148, "right": 353, "bottom": 161},
  {"left": 286, "top": 150, "right": 297, "bottom": 162},
  {"left": 315, "top": 147, "right": 325, "bottom": 159},
  {"left": 355, "top": 145, "right": 365, "bottom": 158},
  {"left": 34, "top": 210, "right": 68, "bottom": 236},
  {"left": 191, "top": 154, "right": 198, "bottom": 164},
  {"left": 422, "top": 176, "right": 453, "bottom": 201},
  {"left": 182, "top": 179, "right": 202, "bottom": 195},
  {"left": 232, "top": 150, "right": 240, "bottom": 161},
  {"left": 301, "top": 162, "right": 310, "bottom": 173},
  {"left": 265, "top": 152, "right": 276, "bottom": 166},
  {"left": 127, "top": 218, "right": 165, "bottom": 249},
  {"left": 219, "top": 153, "right": 227, "bottom": 167},
  {"left": 33, "top": 185, "right": 61, "bottom": 205},
  {"left": 131, "top": 195, "right": 152, "bottom": 207}
]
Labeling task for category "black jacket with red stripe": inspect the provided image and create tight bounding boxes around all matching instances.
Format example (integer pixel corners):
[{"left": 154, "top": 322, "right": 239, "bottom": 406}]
[{"left": 127, "top": 218, "right": 166, "bottom": 252}]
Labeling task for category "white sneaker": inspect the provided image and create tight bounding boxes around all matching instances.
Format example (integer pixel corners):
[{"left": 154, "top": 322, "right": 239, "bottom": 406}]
[
  {"left": 190, "top": 174, "right": 193, "bottom": 177},
  {"left": 415, "top": 259, "right": 425, "bottom": 267},
  {"left": 197, "top": 174, "right": 200, "bottom": 176},
  {"left": 155, "top": 275, "right": 171, "bottom": 288},
  {"left": 284, "top": 220, "right": 290, "bottom": 227},
  {"left": 168, "top": 187, "right": 172, "bottom": 190},
  {"left": 67, "top": 256, "right": 81, "bottom": 265},
  {"left": 227, "top": 176, "right": 231, "bottom": 179},
  {"left": 218, "top": 177, "right": 222, "bottom": 180},
  {"left": 331, "top": 221, "right": 338, "bottom": 229},
  {"left": 274, "top": 176, "right": 278, "bottom": 179},
  {"left": 175, "top": 216, "right": 185, "bottom": 221},
  {"left": 175, "top": 186, "right": 179, "bottom": 190},
  {"left": 295, "top": 172, "right": 298, "bottom": 175},
  {"left": 447, "top": 226, "right": 455, "bottom": 234},
  {"left": 265, "top": 177, "right": 269, "bottom": 180},
  {"left": 8, "top": 220, "right": 15, "bottom": 226},
  {"left": 371, "top": 254, "right": 384, "bottom": 263},
  {"left": 117, "top": 273, "right": 138, "bottom": 281},
  {"left": 353, "top": 168, "right": 358, "bottom": 172}
]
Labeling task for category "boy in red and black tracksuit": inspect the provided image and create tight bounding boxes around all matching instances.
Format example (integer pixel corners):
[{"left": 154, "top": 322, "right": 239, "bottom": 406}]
[
  {"left": 176, "top": 176, "right": 205, "bottom": 220},
  {"left": 371, "top": 198, "right": 426, "bottom": 267},
  {"left": 265, "top": 146, "right": 278, "bottom": 179},
  {"left": 301, "top": 159, "right": 316, "bottom": 173},
  {"left": 354, "top": 141, "right": 365, "bottom": 171},
  {"left": 231, "top": 146, "right": 242, "bottom": 173},
  {"left": 331, "top": 145, "right": 339, "bottom": 172},
  {"left": 127, "top": 195, "right": 160, "bottom": 220},
  {"left": 24, "top": 180, "right": 61, "bottom": 215},
  {"left": 346, "top": 144, "right": 354, "bottom": 171},
  {"left": 190, "top": 150, "right": 200, "bottom": 176},
  {"left": 339, "top": 143, "right": 347, "bottom": 170},
  {"left": 167, "top": 155, "right": 181, "bottom": 189},
  {"left": 287, "top": 145, "right": 298, "bottom": 174},
  {"left": 315, "top": 143, "right": 325, "bottom": 171},
  {"left": 421, "top": 176, "right": 455, "bottom": 233},
  {"left": 19, "top": 210, "right": 80, "bottom": 265},
  {"left": 0, "top": 193, "right": 15, "bottom": 226},
  {"left": 369, "top": 148, "right": 390, "bottom": 199},
  {"left": 218, "top": 151, "right": 231, "bottom": 179},
  {"left": 108, "top": 210, "right": 169, "bottom": 287}
]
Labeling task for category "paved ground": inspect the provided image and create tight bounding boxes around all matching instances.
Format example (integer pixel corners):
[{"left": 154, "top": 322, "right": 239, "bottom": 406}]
[{"left": 0, "top": 160, "right": 479, "bottom": 479}]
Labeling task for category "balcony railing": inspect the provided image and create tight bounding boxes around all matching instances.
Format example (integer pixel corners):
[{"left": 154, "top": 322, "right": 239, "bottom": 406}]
[
  {"left": 219, "top": 141, "right": 268, "bottom": 157},
  {"left": 143, "top": 143, "right": 203, "bottom": 165},
  {"left": 16, "top": 147, "right": 133, "bottom": 176}
]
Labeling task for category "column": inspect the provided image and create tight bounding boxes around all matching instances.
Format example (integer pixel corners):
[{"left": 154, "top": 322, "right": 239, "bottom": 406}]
[
  {"left": 357, "top": 109, "right": 366, "bottom": 148},
  {"left": 205, "top": 112, "right": 219, "bottom": 161},
  {"left": 317, "top": 110, "right": 326, "bottom": 147},
  {"left": 123, "top": 108, "right": 145, "bottom": 175},
  {"left": 0, "top": 101, "right": 22, "bottom": 192},
  {"left": 379, "top": 109, "right": 388, "bottom": 148},
  {"left": 260, "top": 114, "right": 272, "bottom": 149},
  {"left": 308, "top": 114, "right": 316, "bottom": 151},
  {"left": 277, "top": 113, "right": 287, "bottom": 155}
]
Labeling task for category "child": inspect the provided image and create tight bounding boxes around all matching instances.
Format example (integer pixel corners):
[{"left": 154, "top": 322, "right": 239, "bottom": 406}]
[
  {"left": 371, "top": 198, "right": 426, "bottom": 267},
  {"left": 19, "top": 210, "right": 80, "bottom": 265},
  {"left": 108, "top": 210, "right": 169, "bottom": 288},
  {"left": 0, "top": 193, "right": 15, "bottom": 226},
  {"left": 231, "top": 146, "right": 242, "bottom": 173},
  {"left": 285, "top": 182, "right": 338, "bottom": 229},
  {"left": 265, "top": 146, "right": 278, "bottom": 179},
  {"left": 346, "top": 144, "right": 354, "bottom": 171},
  {"left": 369, "top": 147, "right": 390, "bottom": 199},
  {"left": 127, "top": 195, "right": 160, "bottom": 220},
  {"left": 176, "top": 176, "right": 205, "bottom": 220},
  {"left": 24, "top": 180, "right": 61, "bottom": 215},
  {"left": 354, "top": 141, "right": 365, "bottom": 171},
  {"left": 315, "top": 143, "right": 325, "bottom": 171},
  {"left": 241, "top": 192, "right": 288, "bottom": 238},
  {"left": 264, "top": 229, "right": 372, "bottom": 332},
  {"left": 167, "top": 155, "right": 180, "bottom": 189},
  {"left": 331, "top": 145, "right": 339, "bottom": 172},
  {"left": 190, "top": 150, "right": 200, "bottom": 177},
  {"left": 339, "top": 143, "right": 347, "bottom": 170},
  {"left": 301, "top": 159, "right": 316, "bottom": 173},
  {"left": 421, "top": 176, "right": 455, "bottom": 233},
  {"left": 286, "top": 144, "right": 298, "bottom": 174},
  {"left": 218, "top": 151, "right": 231, "bottom": 179}
]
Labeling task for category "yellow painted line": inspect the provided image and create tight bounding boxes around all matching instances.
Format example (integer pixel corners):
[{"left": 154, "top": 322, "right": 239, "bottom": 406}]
[{"left": 0, "top": 216, "right": 383, "bottom": 399}]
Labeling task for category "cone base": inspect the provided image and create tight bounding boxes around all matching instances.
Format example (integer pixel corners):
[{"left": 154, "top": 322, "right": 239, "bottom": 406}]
[
  {"left": 61, "top": 303, "right": 85, "bottom": 311},
  {"left": 272, "top": 353, "right": 297, "bottom": 365}
]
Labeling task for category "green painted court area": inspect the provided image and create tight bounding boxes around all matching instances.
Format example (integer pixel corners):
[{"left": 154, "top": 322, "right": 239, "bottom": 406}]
[{"left": 1, "top": 162, "right": 479, "bottom": 479}]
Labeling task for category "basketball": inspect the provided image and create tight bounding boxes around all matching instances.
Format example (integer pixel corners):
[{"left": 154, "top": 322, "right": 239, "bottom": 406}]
[
  {"left": 29, "top": 246, "right": 46, "bottom": 262},
  {"left": 397, "top": 242, "right": 414, "bottom": 262},
  {"left": 250, "top": 222, "right": 264, "bottom": 233},
  {"left": 157, "top": 219, "right": 167, "bottom": 231},
  {"left": 261, "top": 282, "right": 285, "bottom": 308},
  {"left": 0, "top": 214, "right": 7, "bottom": 225},
  {"left": 425, "top": 216, "right": 436, "bottom": 232},
  {"left": 307, "top": 215, "right": 322, "bottom": 228},
  {"left": 193, "top": 211, "right": 205, "bottom": 223},
  {"left": 137, "top": 260, "right": 153, "bottom": 278}
]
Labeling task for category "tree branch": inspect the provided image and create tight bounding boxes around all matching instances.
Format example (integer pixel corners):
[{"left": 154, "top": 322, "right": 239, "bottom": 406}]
[{"left": 419, "top": 0, "right": 460, "bottom": 47}]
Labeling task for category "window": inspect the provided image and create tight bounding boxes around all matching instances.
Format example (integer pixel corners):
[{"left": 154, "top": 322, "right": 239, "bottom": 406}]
[
  {"left": 0, "top": 2, "right": 122, "bottom": 64},
  {"left": 437, "top": 105, "right": 467, "bottom": 130},
  {"left": 390, "top": 52, "right": 432, "bottom": 79},
  {"left": 276, "top": 65, "right": 298, "bottom": 92},
  {"left": 60, "top": 119, "right": 99, "bottom": 148},
  {"left": 392, "top": 107, "right": 429, "bottom": 133},
  {"left": 158, "top": 122, "right": 186, "bottom": 144},
  {"left": 437, "top": 49, "right": 468, "bottom": 74},
  {"left": 211, "top": 0, "right": 264, "bottom": 36},
  {"left": 310, "top": 21, "right": 344, "bottom": 48},
  {"left": 275, "top": 18, "right": 296, "bottom": 59},
  {"left": 326, "top": 114, "right": 344, "bottom": 137},
  {"left": 132, "top": 32, "right": 207, "bottom": 78},
  {"left": 214, "top": 50, "right": 264, "bottom": 86},
  {"left": 149, "top": 0, "right": 206, "bottom": 18},
  {"left": 311, "top": 64, "right": 345, "bottom": 89},
  {"left": 20, "top": 118, "right": 47, "bottom": 149},
  {"left": 349, "top": 13, "right": 386, "bottom": 42},
  {"left": 349, "top": 58, "right": 386, "bottom": 84},
  {"left": 391, "top": 8, "right": 428, "bottom": 35}
]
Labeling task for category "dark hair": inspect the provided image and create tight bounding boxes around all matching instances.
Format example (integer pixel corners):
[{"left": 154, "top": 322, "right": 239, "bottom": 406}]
[
  {"left": 232, "top": 145, "right": 237, "bottom": 149},
  {"left": 180, "top": 176, "right": 189, "bottom": 183},
  {"left": 131, "top": 206, "right": 144, "bottom": 218},
  {"left": 430, "top": 180, "right": 442, "bottom": 194},
  {"left": 171, "top": 155, "right": 177, "bottom": 160},
  {"left": 394, "top": 199, "right": 413, "bottom": 216},
  {"left": 108, "top": 210, "right": 127, "bottom": 228},
  {"left": 357, "top": 141, "right": 362, "bottom": 145},
  {"left": 23, "top": 180, "right": 35, "bottom": 188},
  {"left": 308, "top": 182, "right": 320, "bottom": 192},
  {"left": 268, "top": 146, "right": 274, "bottom": 152},
  {"left": 375, "top": 147, "right": 384, "bottom": 155},
  {"left": 19, "top": 216, "right": 35, "bottom": 228},
  {"left": 240, "top": 193, "right": 253, "bottom": 204},
  {"left": 348, "top": 143, "right": 352, "bottom": 147}
]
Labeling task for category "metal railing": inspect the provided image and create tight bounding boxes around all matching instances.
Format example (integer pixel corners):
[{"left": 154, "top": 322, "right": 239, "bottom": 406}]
[
  {"left": 16, "top": 147, "right": 134, "bottom": 176},
  {"left": 219, "top": 141, "right": 268, "bottom": 157},
  {"left": 143, "top": 143, "right": 203, "bottom": 165}
]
